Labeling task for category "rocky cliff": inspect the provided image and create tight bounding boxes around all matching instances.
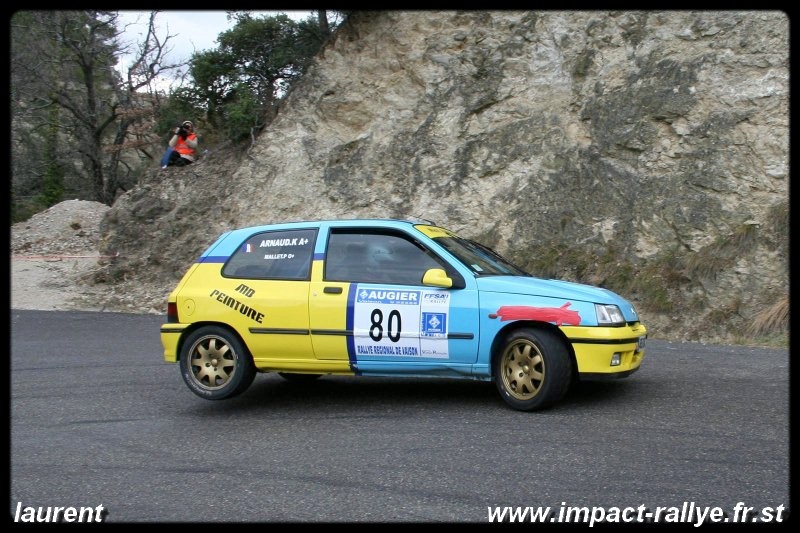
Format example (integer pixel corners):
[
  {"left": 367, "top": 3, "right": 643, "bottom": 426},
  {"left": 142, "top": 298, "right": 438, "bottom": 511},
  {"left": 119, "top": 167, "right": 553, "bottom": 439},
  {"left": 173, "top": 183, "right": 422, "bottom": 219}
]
[{"left": 99, "top": 10, "right": 789, "bottom": 344}]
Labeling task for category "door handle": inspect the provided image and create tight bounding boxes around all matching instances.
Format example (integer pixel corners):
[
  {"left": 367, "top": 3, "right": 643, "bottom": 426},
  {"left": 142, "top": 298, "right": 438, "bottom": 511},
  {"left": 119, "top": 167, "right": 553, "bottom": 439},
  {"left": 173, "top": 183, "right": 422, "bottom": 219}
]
[{"left": 323, "top": 286, "right": 343, "bottom": 294}]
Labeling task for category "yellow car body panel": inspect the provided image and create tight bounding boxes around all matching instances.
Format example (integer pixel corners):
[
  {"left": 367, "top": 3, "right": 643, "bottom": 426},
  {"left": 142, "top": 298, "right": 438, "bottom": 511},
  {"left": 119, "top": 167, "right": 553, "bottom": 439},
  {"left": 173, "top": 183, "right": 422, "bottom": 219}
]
[
  {"left": 176, "top": 263, "right": 313, "bottom": 363},
  {"left": 561, "top": 324, "right": 647, "bottom": 374}
]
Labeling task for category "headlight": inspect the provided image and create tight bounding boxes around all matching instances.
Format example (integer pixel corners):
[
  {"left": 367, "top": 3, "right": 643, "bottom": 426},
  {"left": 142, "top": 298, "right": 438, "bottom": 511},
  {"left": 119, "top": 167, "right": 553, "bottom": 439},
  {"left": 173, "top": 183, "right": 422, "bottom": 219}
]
[{"left": 595, "top": 303, "right": 625, "bottom": 326}]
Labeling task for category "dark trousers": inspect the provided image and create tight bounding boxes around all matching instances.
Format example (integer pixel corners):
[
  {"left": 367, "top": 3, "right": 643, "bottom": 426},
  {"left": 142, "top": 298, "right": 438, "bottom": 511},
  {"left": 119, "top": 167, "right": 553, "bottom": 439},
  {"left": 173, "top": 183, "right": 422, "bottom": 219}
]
[{"left": 168, "top": 150, "right": 192, "bottom": 167}]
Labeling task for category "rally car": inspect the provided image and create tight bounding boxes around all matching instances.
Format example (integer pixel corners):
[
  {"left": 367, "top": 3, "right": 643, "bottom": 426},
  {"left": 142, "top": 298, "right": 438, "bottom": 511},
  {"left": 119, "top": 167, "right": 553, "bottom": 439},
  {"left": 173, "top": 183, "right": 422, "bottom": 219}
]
[{"left": 160, "top": 219, "right": 647, "bottom": 411}]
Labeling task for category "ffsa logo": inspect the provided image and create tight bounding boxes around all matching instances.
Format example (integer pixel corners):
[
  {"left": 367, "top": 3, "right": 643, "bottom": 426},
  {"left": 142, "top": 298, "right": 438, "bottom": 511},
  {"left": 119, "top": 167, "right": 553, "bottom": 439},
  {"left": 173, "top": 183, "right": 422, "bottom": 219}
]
[{"left": 422, "top": 292, "right": 449, "bottom": 303}]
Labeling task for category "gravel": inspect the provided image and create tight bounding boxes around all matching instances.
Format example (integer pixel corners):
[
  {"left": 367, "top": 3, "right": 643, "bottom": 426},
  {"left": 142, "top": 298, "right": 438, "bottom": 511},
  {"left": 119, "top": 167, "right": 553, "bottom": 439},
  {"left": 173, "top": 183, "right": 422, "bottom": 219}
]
[{"left": 11, "top": 199, "right": 162, "bottom": 314}]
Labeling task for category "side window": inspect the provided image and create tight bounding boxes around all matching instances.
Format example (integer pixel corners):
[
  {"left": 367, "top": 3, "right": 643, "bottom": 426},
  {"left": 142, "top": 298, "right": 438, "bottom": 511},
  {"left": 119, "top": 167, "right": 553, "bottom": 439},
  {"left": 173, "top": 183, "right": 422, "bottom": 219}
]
[
  {"left": 325, "top": 230, "right": 444, "bottom": 285},
  {"left": 223, "top": 229, "right": 316, "bottom": 280}
]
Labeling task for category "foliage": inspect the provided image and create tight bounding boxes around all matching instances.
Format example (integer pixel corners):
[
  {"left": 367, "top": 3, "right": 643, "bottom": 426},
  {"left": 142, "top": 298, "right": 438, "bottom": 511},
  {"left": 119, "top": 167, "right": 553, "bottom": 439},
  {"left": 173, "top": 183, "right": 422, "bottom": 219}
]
[
  {"left": 11, "top": 197, "right": 52, "bottom": 225},
  {"left": 520, "top": 240, "right": 689, "bottom": 314},
  {"left": 766, "top": 200, "right": 789, "bottom": 240},
  {"left": 11, "top": 10, "right": 192, "bottom": 213},
  {"left": 11, "top": 11, "right": 73, "bottom": 215},
  {"left": 222, "top": 85, "right": 264, "bottom": 143},
  {"left": 11, "top": 10, "right": 343, "bottom": 215},
  {"left": 686, "top": 223, "right": 758, "bottom": 280},
  {"left": 185, "top": 11, "right": 338, "bottom": 143},
  {"left": 43, "top": 10, "right": 120, "bottom": 204},
  {"left": 155, "top": 86, "right": 208, "bottom": 141},
  {"left": 40, "top": 106, "right": 66, "bottom": 206},
  {"left": 747, "top": 295, "right": 789, "bottom": 339},
  {"left": 765, "top": 200, "right": 789, "bottom": 259},
  {"left": 517, "top": 234, "right": 787, "bottom": 347}
]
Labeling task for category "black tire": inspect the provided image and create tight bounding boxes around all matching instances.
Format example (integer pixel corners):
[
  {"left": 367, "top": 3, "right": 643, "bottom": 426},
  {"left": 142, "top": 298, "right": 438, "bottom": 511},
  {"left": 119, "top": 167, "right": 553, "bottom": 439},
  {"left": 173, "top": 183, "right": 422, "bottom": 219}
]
[
  {"left": 493, "top": 328, "right": 572, "bottom": 411},
  {"left": 179, "top": 326, "right": 256, "bottom": 400},
  {"left": 278, "top": 372, "right": 323, "bottom": 383}
]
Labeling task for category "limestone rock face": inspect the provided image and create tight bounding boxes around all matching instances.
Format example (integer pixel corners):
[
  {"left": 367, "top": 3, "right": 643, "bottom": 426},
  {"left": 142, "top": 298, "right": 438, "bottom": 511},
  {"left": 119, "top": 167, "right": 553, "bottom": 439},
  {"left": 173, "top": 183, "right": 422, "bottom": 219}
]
[{"left": 101, "top": 11, "right": 789, "bottom": 343}]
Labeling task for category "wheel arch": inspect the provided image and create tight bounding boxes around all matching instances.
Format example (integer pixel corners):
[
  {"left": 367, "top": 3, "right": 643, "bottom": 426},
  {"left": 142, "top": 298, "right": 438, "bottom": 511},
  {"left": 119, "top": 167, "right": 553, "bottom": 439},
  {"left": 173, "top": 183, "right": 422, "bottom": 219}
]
[
  {"left": 489, "top": 320, "right": 578, "bottom": 380},
  {"left": 176, "top": 321, "right": 252, "bottom": 363}
]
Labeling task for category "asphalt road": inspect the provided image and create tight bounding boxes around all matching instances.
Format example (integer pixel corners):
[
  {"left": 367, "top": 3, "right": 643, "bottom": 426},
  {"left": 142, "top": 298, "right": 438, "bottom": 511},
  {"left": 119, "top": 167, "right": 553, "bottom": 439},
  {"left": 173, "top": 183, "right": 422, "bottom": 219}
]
[{"left": 10, "top": 310, "right": 790, "bottom": 524}]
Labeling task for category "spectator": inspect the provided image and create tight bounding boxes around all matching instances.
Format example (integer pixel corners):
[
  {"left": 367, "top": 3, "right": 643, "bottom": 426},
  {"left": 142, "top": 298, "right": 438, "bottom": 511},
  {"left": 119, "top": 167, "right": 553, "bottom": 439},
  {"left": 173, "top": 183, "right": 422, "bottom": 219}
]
[{"left": 161, "top": 120, "right": 198, "bottom": 168}]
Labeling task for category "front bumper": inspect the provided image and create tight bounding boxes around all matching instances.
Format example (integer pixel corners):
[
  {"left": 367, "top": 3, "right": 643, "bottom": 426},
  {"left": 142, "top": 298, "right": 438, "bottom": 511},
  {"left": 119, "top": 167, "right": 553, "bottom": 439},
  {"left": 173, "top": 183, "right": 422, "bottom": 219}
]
[{"left": 561, "top": 323, "right": 647, "bottom": 376}]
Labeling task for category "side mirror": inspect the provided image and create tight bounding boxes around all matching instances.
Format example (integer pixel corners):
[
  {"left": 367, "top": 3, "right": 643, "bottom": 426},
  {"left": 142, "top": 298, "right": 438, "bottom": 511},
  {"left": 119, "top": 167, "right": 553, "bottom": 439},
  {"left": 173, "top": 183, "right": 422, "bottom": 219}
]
[{"left": 422, "top": 268, "right": 453, "bottom": 288}]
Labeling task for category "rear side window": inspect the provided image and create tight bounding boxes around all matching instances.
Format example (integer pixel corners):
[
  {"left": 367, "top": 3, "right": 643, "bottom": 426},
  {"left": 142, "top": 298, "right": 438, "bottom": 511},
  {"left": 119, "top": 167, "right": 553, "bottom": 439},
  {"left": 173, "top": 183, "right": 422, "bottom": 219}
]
[{"left": 223, "top": 229, "right": 317, "bottom": 280}]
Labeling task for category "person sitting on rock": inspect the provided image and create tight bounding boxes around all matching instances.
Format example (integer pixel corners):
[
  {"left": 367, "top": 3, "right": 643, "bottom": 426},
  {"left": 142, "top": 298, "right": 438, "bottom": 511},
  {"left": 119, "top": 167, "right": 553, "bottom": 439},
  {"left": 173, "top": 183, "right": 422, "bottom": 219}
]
[{"left": 161, "top": 120, "right": 198, "bottom": 168}]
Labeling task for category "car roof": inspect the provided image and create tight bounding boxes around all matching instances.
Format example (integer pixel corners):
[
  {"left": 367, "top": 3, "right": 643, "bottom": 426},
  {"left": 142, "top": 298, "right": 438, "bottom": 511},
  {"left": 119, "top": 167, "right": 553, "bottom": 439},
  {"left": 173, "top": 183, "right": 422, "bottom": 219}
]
[{"left": 225, "top": 218, "right": 440, "bottom": 235}]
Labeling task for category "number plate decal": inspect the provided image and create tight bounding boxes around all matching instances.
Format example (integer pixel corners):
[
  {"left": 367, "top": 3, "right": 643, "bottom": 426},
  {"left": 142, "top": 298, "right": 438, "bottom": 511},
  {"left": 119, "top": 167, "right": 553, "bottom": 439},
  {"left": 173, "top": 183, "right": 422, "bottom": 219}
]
[
  {"left": 350, "top": 286, "right": 451, "bottom": 359},
  {"left": 637, "top": 336, "right": 646, "bottom": 352}
]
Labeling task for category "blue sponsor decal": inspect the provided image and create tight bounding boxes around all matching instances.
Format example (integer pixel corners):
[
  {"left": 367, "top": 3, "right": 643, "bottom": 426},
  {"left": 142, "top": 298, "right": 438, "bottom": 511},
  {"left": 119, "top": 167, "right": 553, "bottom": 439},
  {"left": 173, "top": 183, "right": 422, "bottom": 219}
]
[
  {"left": 356, "top": 289, "right": 420, "bottom": 305},
  {"left": 421, "top": 312, "right": 446, "bottom": 336}
]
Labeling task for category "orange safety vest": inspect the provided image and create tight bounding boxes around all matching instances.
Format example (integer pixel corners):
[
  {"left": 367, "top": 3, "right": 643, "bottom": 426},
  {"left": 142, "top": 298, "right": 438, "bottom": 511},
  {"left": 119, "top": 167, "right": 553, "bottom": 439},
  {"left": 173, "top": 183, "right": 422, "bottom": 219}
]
[{"left": 174, "top": 133, "right": 198, "bottom": 160}]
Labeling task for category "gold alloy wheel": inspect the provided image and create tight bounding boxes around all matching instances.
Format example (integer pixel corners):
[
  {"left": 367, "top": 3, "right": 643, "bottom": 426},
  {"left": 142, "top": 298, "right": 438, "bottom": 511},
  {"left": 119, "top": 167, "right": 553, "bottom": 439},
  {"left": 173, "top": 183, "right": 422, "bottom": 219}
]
[
  {"left": 500, "top": 338, "right": 545, "bottom": 400},
  {"left": 188, "top": 336, "right": 237, "bottom": 390}
]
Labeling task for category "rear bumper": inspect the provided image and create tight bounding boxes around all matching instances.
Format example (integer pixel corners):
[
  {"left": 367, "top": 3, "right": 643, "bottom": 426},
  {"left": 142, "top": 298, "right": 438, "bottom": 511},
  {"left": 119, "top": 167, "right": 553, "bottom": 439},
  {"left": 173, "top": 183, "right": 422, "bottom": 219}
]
[{"left": 160, "top": 324, "right": 189, "bottom": 363}]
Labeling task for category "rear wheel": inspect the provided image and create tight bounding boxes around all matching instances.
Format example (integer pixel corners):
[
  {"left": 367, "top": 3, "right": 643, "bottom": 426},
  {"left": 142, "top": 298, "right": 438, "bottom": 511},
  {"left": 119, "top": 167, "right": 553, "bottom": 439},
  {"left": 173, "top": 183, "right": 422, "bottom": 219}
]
[
  {"left": 493, "top": 328, "right": 572, "bottom": 411},
  {"left": 179, "top": 326, "right": 256, "bottom": 400}
]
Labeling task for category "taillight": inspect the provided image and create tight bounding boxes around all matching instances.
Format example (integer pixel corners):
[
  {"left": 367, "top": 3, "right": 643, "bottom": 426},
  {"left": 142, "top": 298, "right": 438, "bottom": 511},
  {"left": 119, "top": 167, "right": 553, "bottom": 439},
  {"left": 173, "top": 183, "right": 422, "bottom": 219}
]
[{"left": 167, "top": 301, "right": 179, "bottom": 323}]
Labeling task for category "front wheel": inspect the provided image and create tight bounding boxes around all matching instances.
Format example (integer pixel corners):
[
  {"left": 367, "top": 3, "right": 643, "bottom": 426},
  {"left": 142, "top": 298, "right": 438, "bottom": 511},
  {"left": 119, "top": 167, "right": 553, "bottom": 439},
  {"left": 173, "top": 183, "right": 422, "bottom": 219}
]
[
  {"left": 493, "top": 328, "right": 572, "bottom": 411},
  {"left": 179, "top": 326, "right": 256, "bottom": 400}
]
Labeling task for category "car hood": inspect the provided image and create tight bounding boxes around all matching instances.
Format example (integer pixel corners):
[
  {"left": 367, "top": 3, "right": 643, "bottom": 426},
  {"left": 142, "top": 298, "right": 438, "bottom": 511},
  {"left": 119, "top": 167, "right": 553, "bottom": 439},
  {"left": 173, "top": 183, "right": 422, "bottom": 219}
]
[{"left": 475, "top": 275, "right": 640, "bottom": 322}]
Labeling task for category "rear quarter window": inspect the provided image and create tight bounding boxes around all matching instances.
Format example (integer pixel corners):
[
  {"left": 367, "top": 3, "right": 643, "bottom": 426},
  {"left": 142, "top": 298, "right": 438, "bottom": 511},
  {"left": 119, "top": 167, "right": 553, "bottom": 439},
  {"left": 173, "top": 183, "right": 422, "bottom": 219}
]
[{"left": 222, "top": 229, "right": 317, "bottom": 280}]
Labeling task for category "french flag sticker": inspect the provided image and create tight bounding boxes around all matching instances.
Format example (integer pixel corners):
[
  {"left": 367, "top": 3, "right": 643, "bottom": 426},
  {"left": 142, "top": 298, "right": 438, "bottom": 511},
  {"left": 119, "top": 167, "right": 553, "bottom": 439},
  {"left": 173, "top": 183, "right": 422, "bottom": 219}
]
[{"left": 242, "top": 243, "right": 253, "bottom": 253}]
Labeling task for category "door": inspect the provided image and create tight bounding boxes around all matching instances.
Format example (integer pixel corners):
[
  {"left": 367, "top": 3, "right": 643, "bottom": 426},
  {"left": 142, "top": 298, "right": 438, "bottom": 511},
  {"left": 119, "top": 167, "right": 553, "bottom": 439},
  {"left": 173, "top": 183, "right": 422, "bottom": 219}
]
[{"left": 310, "top": 228, "right": 480, "bottom": 369}]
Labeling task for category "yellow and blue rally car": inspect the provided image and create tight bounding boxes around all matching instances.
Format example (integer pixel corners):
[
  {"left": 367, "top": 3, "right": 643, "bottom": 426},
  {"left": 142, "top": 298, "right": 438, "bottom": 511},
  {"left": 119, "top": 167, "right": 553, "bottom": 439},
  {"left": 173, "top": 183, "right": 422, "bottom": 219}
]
[{"left": 161, "top": 219, "right": 646, "bottom": 411}]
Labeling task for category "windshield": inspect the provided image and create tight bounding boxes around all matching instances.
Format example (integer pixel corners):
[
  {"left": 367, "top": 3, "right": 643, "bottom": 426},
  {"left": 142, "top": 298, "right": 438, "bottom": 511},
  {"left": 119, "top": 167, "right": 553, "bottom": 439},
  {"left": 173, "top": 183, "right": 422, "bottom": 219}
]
[{"left": 432, "top": 235, "right": 530, "bottom": 277}]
